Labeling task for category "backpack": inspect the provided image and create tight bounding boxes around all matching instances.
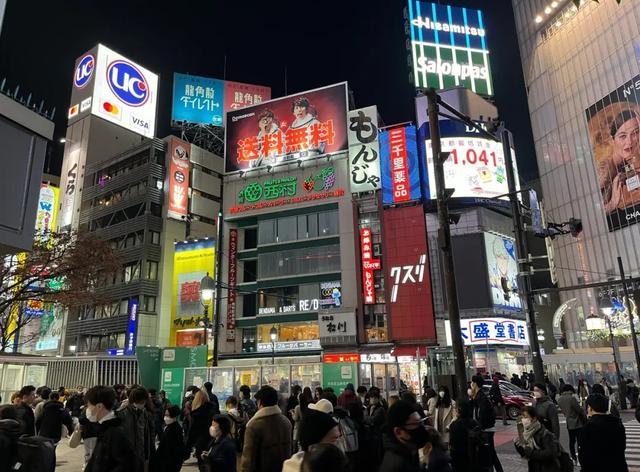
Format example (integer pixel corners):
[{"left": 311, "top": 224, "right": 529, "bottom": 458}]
[
  {"left": 554, "top": 439, "right": 574, "bottom": 472},
  {"left": 14, "top": 436, "right": 56, "bottom": 472},
  {"left": 229, "top": 414, "right": 246, "bottom": 453},
  {"left": 467, "top": 424, "right": 491, "bottom": 472},
  {"left": 337, "top": 417, "right": 359, "bottom": 453}
]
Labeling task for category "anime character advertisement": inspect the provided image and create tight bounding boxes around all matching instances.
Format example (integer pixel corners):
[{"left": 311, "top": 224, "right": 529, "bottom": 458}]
[{"left": 484, "top": 232, "right": 522, "bottom": 311}]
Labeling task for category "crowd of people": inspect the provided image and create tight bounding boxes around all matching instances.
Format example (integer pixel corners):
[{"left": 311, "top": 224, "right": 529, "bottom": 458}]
[{"left": 0, "top": 371, "right": 632, "bottom": 472}]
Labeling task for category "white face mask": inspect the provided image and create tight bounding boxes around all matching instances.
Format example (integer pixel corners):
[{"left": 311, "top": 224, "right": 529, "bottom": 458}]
[
  {"left": 164, "top": 416, "right": 175, "bottom": 425},
  {"left": 467, "top": 388, "right": 473, "bottom": 397},
  {"left": 438, "top": 391, "right": 445, "bottom": 398},
  {"left": 521, "top": 417, "right": 532, "bottom": 428},
  {"left": 209, "top": 425, "right": 220, "bottom": 438},
  {"left": 86, "top": 406, "right": 98, "bottom": 423}
]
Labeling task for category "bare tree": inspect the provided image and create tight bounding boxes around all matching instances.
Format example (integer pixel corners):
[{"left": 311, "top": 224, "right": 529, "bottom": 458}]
[{"left": 0, "top": 231, "right": 120, "bottom": 352}]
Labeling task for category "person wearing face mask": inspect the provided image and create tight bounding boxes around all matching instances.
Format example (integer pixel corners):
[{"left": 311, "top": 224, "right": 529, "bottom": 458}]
[
  {"left": 156, "top": 405, "right": 186, "bottom": 472},
  {"left": 116, "top": 386, "right": 155, "bottom": 472},
  {"left": 578, "top": 393, "right": 627, "bottom": 472},
  {"left": 201, "top": 415, "right": 236, "bottom": 472},
  {"left": 532, "top": 383, "right": 560, "bottom": 440},
  {"left": 449, "top": 399, "right": 490, "bottom": 472},
  {"left": 365, "top": 389, "right": 386, "bottom": 466},
  {"left": 84, "top": 385, "right": 136, "bottom": 472},
  {"left": 379, "top": 399, "right": 428, "bottom": 472},
  {"left": 514, "top": 406, "right": 561, "bottom": 472},
  {"left": 433, "top": 386, "right": 455, "bottom": 446},
  {"left": 469, "top": 375, "right": 503, "bottom": 472}
]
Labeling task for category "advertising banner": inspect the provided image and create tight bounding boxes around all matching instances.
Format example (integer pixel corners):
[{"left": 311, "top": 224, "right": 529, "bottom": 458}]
[
  {"left": 35, "top": 184, "right": 59, "bottom": 235},
  {"left": 444, "top": 317, "right": 529, "bottom": 347},
  {"left": 420, "top": 119, "right": 518, "bottom": 201},
  {"left": 171, "top": 240, "right": 216, "bottom": 344},
  {"left": 58, "top": 149, "right": 82, "bottom": 230},
  {"left": 136, "top": 346, "right": 161, "bottom": 391},
  {"left": 35, "top": 305, "right": 63, "bottom": 352},
  {"left": 225, "top": 83, "right": 348, "bottom": 172},
  {"left": 160, "top": 345, "right": 208, "bottom": 406},
  {"left": 167, "top": 137, "right": 192, "bottom": 221},
  {"left": 171, "top": 73, "right": 271, "bottom": 127},
  {"left": 125, "top": 298, "right": 139, "bottom": 355},
  {"left": 382, "top": 205, "right": 436, "bottom": 343},
  {"left": 380, "top": 125, "right": 422, "bottom": 204},
  {"left": 68, "top": 46, "right": 98, "bottom": 125},
  {"left": 484, "top": 232, "right": 522, "bottom": 311},
  {"left": 322, "top": 362, "right": 357, "bottom": 394},
  {"left": 360, "top": 228, "right": 380, "bottom": 304},
  {"left": 319, "top": 311, "right": 357, "bottom": 339},
  {"left": 407, "top": 1, "right": 493, "bottom": 96},
  {"left": 585, "top": 74, "right": 640, "bottom": 231},
  {"left": 226, "top": 229, "right": 238, "bottom": 341},
  {"left": 319, "top": 281, "right": 342, "bottom": 309},
  {"left": 348, "top": 106, "right": 381, "bottom": 192}
]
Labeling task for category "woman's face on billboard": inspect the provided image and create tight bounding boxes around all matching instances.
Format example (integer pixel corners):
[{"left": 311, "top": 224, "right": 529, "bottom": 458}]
[{"left": 613, "top": 117, "right": 640, "bottom": 163}]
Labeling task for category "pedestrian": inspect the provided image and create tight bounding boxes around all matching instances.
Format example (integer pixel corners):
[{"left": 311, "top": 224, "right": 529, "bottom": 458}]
[
  {"left": 14, "top": 385, "right": 36, "bottom": 436},
  {"left": 489, "top": 377, "right": 509, "bottom": 426},
  {"left": 224, "top": 395, "right": 245, "bottom": 452},
  {"left": 558, "top": 378, "right": 565, "bottom": 391},
  {"left": 424, "top": 388, "right": 438, "bottom": 420},
  {"left": 283, "top": 408, "right": 342, "bottom": 471},
  {"left": 544, "top": 376, "right": 558, "bottom": 403},
  {"left": 422, "top": 428, "right": 452, "bottom": 472},
  {"left": 364, "top": 388, "right": 386, "bottom": 465},
  {"left": 344, "top": 401, "right": 370, "bottom": 472},
  {"left": 155, "top": 405, "right": 185, "bottom": 472},
  {"left": 0, "top": 405, "right": 21, "bottom": 472},
  {"left": 84, "top": 385, "right": 136, "bottom": 472},
  {"left": 201, "top": 414, "right": 236, "bottom": 472},
  {"left": 514, "top": 406, "right": 561, "bottom": 472},
  {"left": 521, "top": 373, "right": 529, "bottom": 390},
  {"left": 592, "top": 383, "right": 619, "bottom": 417},
  {"left": 186, "top": 389, "right": 216, "bottom": 470},
  {"left": 556, "top": 383, "right": 586, "bottom": 465},
  {"left": 292, "top": 388, "right": 313, "bottom": 451},
  {"left": 313, "top": 386, "right": 323, "bottom": 403},
  {"left": 578, "top": 393, "right": 628, "bottom": 472},
  {"left": 321, "top": 389, "right": 338, "bottom": 408},
  {"left": 337, "top": 383, "right": 358, "bottom": 408},
  {"left": 66, "top": 388, "right": 86, "bottom": 419},
  {"left": 402, "top": 391, "right": 427, "bottom": 420},
  {"left": 532, "top": 383, "right": 560, "bottom": 440},
  {"left": 469, "top": 375, "right": 503, "bottom": 472},
  {"left": 379, "top": 399, "right": 428, "bottom": 472},
  {"left": 356, "top": 386, "right": 367, "bottom": 407},
  {"left": 577, "top": 379, "right": 590, "bottom": 406},
  {"left": 300, "top": 443, "right": 348, "bottom": 472},
  {"left": 627, "top": 379, "right": 640, "bottom": 409},
  {"left": 117, "top": 386, "right": 155, "bottom": 472},
  {"left": 287, "top": 385, "right": 302, "bottom": 424},
  {"left": 433, "top": 385, "right": 455, "bottom": 445},
  {"left": 79, "top": 405, "right": 100, "bottom": 470},
  {"left": 511, "top": 373, "right": 522, "bottom": 388},
  {"left": 388, "top": 395, "right": 400, "bottom": 407},
  {"left": 528, "top": 371, "right": 535, "bottom": 389},
  {"left": 238, "top": 385, "right": 257, "bottom": 421},
  {"left": 203, "top": 382, "right": 221, "bottom": 415},
  {"left": 34, "top": 387, "right": 52, "bottom": 423},
  {"left": 449, "top": 399, "right": 490, "bottom": 472},
  {"left": 159, "top": 390, "right": 170, "bottom": 411},
  {"left": 36, "top": 391, "right": 74, "bottom": 446},
  {"left": 240, "top": 385, "right": 292, "bottom": 472},
  {"left": 148, "top": 389, "right": 164, "bottom": 441}
]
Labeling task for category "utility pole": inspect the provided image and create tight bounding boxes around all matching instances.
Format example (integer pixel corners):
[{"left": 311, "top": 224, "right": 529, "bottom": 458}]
[
  {"left": 212, "top": 210, "right": 224, "bottom": 367},
  {"left": 501, "top": 128, "right": 544, "bottom": 383},
  {"left": 618, "top": 256, "right": 640, "bottom": 381},
  {"left": 427, "top": 88, "right": 468, "bottom": 397}
]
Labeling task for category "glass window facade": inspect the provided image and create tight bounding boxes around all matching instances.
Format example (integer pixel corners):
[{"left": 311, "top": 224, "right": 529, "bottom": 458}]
[
  {"left": 257, "top": 244, "right": 340, "bottom": 279},
  {"left": 257, "top": 210, "right": 338, "bottom": 245}
]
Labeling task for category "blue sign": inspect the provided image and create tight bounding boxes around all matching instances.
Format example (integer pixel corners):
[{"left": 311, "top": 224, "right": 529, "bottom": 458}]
[
  {"left": 172, "top": 73, "right": 224, "bottom": 126},
  {"left": 107, "top": 61, "right": 149, "bottom": 106},
  {"left": 74, "top": 54, "right": 94, "bottom": 89},
  {"left": 125, "top": 298, "right": 139, "bottom": 355},
  {"left": 380, "top": 125, "right": 422, "bottom": 205},
  {"left": 106, "top": 348, "right": 125, "bottom": 356}
]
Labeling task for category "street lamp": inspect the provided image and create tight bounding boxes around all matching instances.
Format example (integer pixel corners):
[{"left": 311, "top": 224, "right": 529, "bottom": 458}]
[
  {"left": 586, "top": 308, "right": 627, "bottom": 409},
  {"left": 270, "top": 325, "right": 278, "bottom": 365},
  {"left": 200, "top": 272, "right": 215, "bottom": 354}
]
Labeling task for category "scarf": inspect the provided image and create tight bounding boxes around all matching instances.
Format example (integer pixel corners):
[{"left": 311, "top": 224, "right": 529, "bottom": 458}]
[{"left": 520, "top": 420, "right": 542, "bottom": 449}]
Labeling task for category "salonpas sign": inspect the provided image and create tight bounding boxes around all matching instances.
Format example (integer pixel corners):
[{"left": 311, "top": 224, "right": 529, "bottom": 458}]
[{"left": 407, "top": 1, "right": 493, "bottom": 96}]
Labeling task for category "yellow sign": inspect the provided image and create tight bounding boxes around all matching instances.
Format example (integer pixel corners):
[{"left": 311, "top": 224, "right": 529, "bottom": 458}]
[{"left": 170, "top": 240, "right": 215, "bottom": 347}]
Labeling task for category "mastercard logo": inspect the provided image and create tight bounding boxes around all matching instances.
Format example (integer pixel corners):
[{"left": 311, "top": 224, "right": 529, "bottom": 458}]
[{"left": 102, "top": 101, "right": 120, "bottom": 115}]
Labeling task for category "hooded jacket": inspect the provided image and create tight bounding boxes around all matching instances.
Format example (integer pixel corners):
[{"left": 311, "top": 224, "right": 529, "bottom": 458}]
[
  {"left": 36, "top": 400, "right": 74, "bottom": 441},
  {"left": 0, "top": 418, "right": 20, "bottom": 472}
]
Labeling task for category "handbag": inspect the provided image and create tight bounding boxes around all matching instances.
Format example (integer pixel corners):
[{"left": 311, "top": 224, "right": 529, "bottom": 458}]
[{"left": 69, "top": 424, "right": 82, "bottom": 448}]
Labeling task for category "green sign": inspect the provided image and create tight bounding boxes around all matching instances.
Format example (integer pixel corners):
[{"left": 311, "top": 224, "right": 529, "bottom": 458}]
[
  {"left": 322, "top": 362, "right": 357, "bottom": 394},
  {"left": 237, "top": 166, "right": 337, "bottom": 204},
  {"left": 161, "top": 368, "right": 185, "bottom": 407},
  {"left": 136, "top": 347, "right": 161, "bottom": 391}
]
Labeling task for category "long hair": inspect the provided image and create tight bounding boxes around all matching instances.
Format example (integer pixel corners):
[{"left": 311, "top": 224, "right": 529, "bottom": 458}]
[
  {"left": 191, "top": 389, "right": 208, "bottom": 411},
  {"left": 436, "top": 386, "right": 452, "bottom": 408}
]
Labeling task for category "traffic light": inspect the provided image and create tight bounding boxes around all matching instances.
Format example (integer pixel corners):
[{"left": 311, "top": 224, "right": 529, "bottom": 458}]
[{"left": 568, "top": 218, "right": 583, "bottom": 237}]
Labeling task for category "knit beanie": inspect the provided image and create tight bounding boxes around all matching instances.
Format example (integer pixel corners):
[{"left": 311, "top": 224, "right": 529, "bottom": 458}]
[{"left": 299, "top": 409, "right": 338, "bottom": 451}]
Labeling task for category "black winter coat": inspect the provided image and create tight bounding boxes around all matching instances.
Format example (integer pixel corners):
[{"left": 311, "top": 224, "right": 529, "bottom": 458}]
[
  {"left": 156, "top": 421, "right": 186, "bottom": 472},
  {"left": 117, "top": 405, "right": 154, "bottom": 472},
  {"left": 379, "top": 433, "right": 421, "bottom": 472},
  {"left": 206, "top": 435, "right": 237, "bottom": 472},
  {"left": 85, "top": 416, "right": 136, "bottom": 472},
  {"left": 514, "top": 426, "right": 561, "bottom": 472},
  {"left": 425, "top": 446, "right": 452, "bottom": 472},
  {"left": 0, "top": 418, "right": 20, "bottom": 472},
  {"left": 578, "top": 414, "right": 628, "bottom": 472},
  {"left": 449, "top": 417, "right": 485, "bottom": 472},
  {"left": 36, "top": 400, "right": 74, "bottom": 441},
  {"left": 14, "top": 402, "right": 35, "bottom": 436},
  {"left": 472, "top": 390, "right": 495, "bottom": 430},
  {"left": 187, "top": 401, "right": 216, "bottom": 454},
  {"left": 80, "top": 409, "right": 99, "bottom": 439}
]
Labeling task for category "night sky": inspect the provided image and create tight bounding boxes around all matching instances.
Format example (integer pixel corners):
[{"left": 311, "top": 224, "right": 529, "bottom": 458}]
[{"left": 0, "top": 0, "right": 537, "bottom": 182}]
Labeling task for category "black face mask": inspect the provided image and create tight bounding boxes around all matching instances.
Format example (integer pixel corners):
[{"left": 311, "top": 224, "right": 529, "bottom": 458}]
[{"left": 404, "top": 425, "right": 429, "bottom": 448}]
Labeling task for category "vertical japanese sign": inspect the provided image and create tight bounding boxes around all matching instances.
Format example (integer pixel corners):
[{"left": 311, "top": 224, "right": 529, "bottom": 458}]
[
  {"left": 35, "top": 184, "right": 59, "bottom": 235},
  {"left": 348, "top": 106, "right": 381, "bottom": 192},
  {"left": 360, "top": 228, "right": 381, "bottom": 305},
  {"left": 380, "top": 125, "right": 422, "bottom": 205},
  {"left": 226, "top": 229, "right": 238, "bottom": 342},
  {"left": 125, "top": 298, "right": 139, "bottom": 355},
  {"left": 167, "top": 137, "right": 191, "bottom": 221},
  {"left": 58, "top": 149, "right": 82, "bottom": 230}
]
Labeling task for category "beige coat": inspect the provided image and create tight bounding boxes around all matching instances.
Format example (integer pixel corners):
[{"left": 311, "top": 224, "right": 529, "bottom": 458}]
[
  {"left": 240, "top": 405, "right": 292, "bottom": 472},
  {"left": 433, "top": 401, "right": 456, "bottom": 444}
]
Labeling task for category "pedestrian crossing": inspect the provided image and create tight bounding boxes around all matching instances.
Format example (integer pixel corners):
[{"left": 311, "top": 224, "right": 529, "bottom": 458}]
[{"left": 625, "top": 421, "right": 640, "bottom": 469}]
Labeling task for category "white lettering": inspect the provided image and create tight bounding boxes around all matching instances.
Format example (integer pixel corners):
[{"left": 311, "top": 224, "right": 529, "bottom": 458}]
[
  {"left": 411, "top": 16, "right": 486, "bottom": 37},
  {"left": 416, "top": 57, "right": 488, "bottom": 82}
]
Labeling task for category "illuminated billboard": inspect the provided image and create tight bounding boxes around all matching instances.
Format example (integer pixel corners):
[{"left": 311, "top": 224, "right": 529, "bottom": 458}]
[
  {"left": 407, "top": 1, "right": 493, "bottom": 96},
  {"left": 166, "top": 137, "right": 191, "bottom": 221},
  {"left": 380, "top": 125, "right": 422, "bottom": 204},
  {"left": 35, "top": 184, "right": 59, "bottom": 235},
  {"left": 68, "top": 44, "right": 159, "bottom": 137},
  {"left": 171, "top": 240, "right": 216, "bottom": 346},
  {"left": 348, "top": 106, "right": 381, "bottom": 193},
  {"left": 445, "top": 317, "right": 529, "bottom": 347},
  {"left": 171, "top": 73, "right": 271, "bottom": 127},
  {"left": 225, "top": 83, "right": 348, "bottom": 173},
  {"left": 420, "top": 119, "right": 518, "bottom": 201},
  {"left": 484, "top": 232, "right": 522, "bottom": 311}
]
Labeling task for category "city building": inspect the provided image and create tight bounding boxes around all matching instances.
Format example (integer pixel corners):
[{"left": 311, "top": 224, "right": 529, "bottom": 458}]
[{"left": 513, "top": 0, "right": 640, "bottom": 381}]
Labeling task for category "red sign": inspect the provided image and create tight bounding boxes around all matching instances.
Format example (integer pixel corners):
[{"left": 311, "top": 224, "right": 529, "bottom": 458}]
[
  {"left": 226, "top": 229, "right": 238, "bottom": 341},
  {"left": 382, "top": 205, "right": 436, "bottom": 343},
  {"left": 323, "top": 353, "right": 361, "bottom": 363},
  {"left": 224, "top": 81, "right": 272, "bottom": 114},
  {"left": 167, "top": 137, "right": 191, "bottom": 220},
  {"left": 360, "top": 227, "right": 381, "bottom": 305},
  {"left": 180, "top": 281, "right": 200, "bottom": 304},
  {"left": 176, "top": 330, "right": 204, "bottom": 347},
  {"left": 388, "top": 127, "right": 411, "bottom": 203}
]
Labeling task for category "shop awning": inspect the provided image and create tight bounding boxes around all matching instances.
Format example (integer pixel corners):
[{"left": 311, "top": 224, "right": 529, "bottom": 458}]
[{"left": 391, "top": 345, "right": 431, "bottom": 358}]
